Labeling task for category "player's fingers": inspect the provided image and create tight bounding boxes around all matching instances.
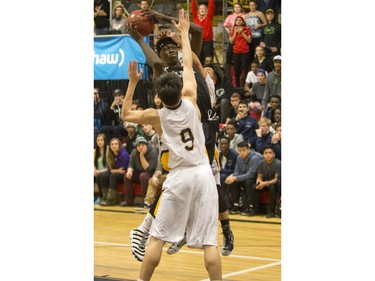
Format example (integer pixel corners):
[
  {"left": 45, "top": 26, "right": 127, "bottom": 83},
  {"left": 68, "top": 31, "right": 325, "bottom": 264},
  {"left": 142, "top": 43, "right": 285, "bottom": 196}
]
[{"left": 171, "top": 20, "right": 177, "bottom": 29}]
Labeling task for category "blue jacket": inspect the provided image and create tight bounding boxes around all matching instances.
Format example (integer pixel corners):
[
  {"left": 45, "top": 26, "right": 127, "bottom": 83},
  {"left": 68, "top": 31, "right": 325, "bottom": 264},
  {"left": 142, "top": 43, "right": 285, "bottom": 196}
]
[
  {"left": 233, "top": 150, "right": 262, "bottom": 182},
  {"left": 219, "top": 149, "right": 238, "bottom": 183},
  {"left": 231, "top": 115, "right": 259, "bottom": 147},
  {"left": 255, "top": 131, "right": 274, "bottom": 154}
]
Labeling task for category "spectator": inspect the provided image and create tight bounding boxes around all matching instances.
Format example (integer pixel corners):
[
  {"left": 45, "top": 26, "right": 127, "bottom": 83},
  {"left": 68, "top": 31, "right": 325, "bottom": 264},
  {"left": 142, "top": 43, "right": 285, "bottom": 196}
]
[
  {"left": 121, "top": 136, "right": 158, "bottom": 207},
  {"left": 244, "top": 60, "right": 261, "bottom": 96},
  {"left": 100, "top": 137, "right": 130, "bottom": 206},
  {"left": 255, "top": 117, "right": 274, "bottom": 154},
  {"left": 254, "top": 45, "right": 274, "bottom": 73},
  {"left": 245, "top": 1, "right": 267, "bottom": 63},
  {"left": 255, "top": 0, "right": 278, "bottom": 16},
  {"left": 229, "top": 16, "right": 252, "bottom": 88},
  {"left": 249, "top": 145, "right": 281, "bottom": 218},
  {"left": 94, "top": 87, "right": 109, "bottom": 146},
  {"left": 271, "top": 107, "right": 281, "bottom": 130},
  {"left": 94, "top": 0, "right": 110, "bottom": 35},
  {"left": 225, "top": 92, "right": 241, "bottom": 126},
  {"left": 94, "top": 133, "right": 109, "bottom": 204},
  {"left": 224, "top": 120, "right": 244, "bottom": 152},
  {"left": 263, "top": 94, "right": 281, "bottom": 123},
  {"left": 143, "top": 159, "right": 168, "bottom": 208},
  {"left": 153, "top": 94, "right": 163, "bottom": 109},
  {"left": 224, "top": 141, "right": 262, "bottom": 215},
  {"left": 124, "top": 122, "right": 139, "bottom": 154},
  {"left": 261, "top": 55, "right": 281, "bottom": 109},
  {"left": 248, "top": 68, "right": 268, "bottom": 119},
  {"left": 224, "top": 3, "right": 245, "bottom": 66},
  {"left": 219, "top": 136, "right": 238, "bottom": 211},
  {"left": 260, "top": 9, "right": 281, "bottom": 59},
  {"left": 109, "top": 4, "right": 127, "bottom": 34},
  {"left": 271, "top": 123, "right": 281, "bottom": 160},
  {"left": 101, "top": 89, "right": 128, "bottom": 143},
  {"left": 142, "top": 124, "right": 159, "bottom": 151},
  {"left": 191, "top": 0, "right": 215, "bottom": 65},
  {"left": 231, "top": 100, "right": 259, "bottom": 148}
]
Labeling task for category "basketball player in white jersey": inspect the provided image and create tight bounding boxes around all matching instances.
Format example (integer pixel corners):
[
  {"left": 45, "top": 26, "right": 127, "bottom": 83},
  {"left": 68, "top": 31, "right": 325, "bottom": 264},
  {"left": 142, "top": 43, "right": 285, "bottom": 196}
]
[
  {"left": 127, "top": 8, "right": 234, "bottom": 261},
  {"left": 122, "top": 10, "right": 222, "bottom": 281}
]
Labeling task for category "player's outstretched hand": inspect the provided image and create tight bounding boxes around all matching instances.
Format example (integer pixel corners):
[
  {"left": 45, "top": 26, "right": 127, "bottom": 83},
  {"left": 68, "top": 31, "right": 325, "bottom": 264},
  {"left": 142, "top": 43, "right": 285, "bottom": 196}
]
[
  {"left": 171, "top": 9, "right": 190, "bottom": 35},
  {"left": 128, "top": 60, "right": 143, "bottom": 83}
]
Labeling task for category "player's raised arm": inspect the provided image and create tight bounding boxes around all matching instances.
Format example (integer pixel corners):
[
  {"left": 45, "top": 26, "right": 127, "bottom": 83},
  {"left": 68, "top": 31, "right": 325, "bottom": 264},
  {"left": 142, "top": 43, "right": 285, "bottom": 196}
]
[
  {"left": 121, "top": 60, "right": 159, "bottom": 126},
  {"left": 171, "top": 9, "right": 197, "bottom": 103}
]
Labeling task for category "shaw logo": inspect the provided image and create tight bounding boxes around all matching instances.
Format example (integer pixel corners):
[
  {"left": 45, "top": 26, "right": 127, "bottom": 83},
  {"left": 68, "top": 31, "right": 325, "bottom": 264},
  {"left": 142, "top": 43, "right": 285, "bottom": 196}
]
[{"left": 94, "top": 48, "right": 125, "bottom": 67}]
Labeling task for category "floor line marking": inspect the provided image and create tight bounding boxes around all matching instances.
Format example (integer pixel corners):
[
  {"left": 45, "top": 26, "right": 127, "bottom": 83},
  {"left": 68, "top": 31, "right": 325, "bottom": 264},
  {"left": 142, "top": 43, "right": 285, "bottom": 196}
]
[{"left": 199, "top": 261, "right": 282, "bottom": 281}]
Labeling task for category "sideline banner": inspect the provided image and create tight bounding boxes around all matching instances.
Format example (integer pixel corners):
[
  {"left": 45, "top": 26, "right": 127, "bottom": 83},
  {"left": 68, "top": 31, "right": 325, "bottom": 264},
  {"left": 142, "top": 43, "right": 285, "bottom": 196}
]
[{"left": 94, "top": 35, "right": 148, "bottom": 80}]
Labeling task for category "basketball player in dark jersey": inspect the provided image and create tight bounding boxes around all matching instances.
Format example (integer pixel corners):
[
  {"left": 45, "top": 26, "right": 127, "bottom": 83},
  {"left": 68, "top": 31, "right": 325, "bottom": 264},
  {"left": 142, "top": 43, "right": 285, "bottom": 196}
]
[{"left": 126, "top": 10, "right": 234, "bottom": 261}]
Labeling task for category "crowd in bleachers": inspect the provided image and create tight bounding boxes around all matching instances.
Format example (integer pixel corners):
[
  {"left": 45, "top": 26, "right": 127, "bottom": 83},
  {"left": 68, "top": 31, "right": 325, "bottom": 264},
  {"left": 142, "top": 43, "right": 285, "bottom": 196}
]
[{"left": 94, "top": 0, "right": 282, "bottom": 219}]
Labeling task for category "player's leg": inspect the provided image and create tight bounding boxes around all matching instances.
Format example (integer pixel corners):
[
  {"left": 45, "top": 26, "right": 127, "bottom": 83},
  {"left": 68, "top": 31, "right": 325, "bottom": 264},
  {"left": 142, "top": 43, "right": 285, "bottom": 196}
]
[
  {"left": 203, "top": 245, "right": 222, "bottom": 281},
  {"left": 218, "top": 184, "right": 234, "bottom": 256},
  {"left": 130, "top": 192, "right": 162, "bottom": 261},
  {"left": 138, "top": 236, "right": 165, "bottom": 281}
]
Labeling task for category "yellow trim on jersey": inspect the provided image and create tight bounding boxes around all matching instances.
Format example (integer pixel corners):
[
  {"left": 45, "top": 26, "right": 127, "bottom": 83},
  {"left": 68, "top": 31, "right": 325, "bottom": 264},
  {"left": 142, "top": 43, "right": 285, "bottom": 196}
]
[
  {"left": 160, "top": 150, "right": 170, "bottom": 172},
  {"left": 153, "top": 192, "right": 162, "bottom": 217},
  {"left": 214, "top": 146, "right": 220, "bottom": 170},
  {"left": 161, "top": 146, "right": 219, "bottom": 171}
]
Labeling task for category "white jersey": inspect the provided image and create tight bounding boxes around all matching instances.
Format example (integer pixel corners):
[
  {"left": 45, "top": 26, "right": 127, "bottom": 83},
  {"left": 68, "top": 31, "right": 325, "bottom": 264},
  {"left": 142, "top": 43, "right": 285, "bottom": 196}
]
[{"left": 158, "top": 99, "right": 208, "bottom": 170}]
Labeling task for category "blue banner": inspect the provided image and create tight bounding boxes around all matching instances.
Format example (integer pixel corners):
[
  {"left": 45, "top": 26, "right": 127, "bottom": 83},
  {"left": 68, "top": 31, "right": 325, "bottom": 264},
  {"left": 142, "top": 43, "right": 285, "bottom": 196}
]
[{"left": 94, "top": 35, "right": 148, "bottom": 80}]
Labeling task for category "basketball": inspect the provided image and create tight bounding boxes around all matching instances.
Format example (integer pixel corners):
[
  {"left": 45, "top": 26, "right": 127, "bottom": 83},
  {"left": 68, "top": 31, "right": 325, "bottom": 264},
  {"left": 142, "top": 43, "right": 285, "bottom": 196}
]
[{"left": 126, "top": 10, "right": 154, "bottom": 37}]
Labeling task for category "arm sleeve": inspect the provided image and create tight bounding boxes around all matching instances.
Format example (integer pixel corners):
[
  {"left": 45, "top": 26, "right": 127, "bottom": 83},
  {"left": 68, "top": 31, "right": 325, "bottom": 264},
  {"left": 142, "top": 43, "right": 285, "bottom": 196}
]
[
  {"left": 119, "top": 154, "right": 130, "bottom": 170},
  {"left": 129, "top": 151, "right": 136, "bottom": 169},
  {"left": 145, "top": 150, "right": 159, "bottom": 173},
  {"left": 236, "top": 154, "right": 260, "bottom": 182},
  {"left": 207, "top": 0, "right": 215, "bottom": 19},
  {"left": 232, "top": 155, "right": 241, "bottom": 177},
  {"left": 191, "top": 0, "right": 198, "bottom": 21}
]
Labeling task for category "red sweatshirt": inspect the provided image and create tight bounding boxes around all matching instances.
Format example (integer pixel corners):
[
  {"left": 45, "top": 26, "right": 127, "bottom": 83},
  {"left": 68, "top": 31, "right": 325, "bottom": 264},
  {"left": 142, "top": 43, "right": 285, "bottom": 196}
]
[{"left": 191, "top": 0, "right": 214, "bottom": 41}]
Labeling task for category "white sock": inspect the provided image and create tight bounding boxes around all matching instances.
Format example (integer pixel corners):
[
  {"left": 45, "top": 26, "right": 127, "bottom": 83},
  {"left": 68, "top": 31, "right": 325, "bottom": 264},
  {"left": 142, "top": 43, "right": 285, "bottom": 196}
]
[{"left": 138, "top": 212, "right": 153, "bottom": 233}]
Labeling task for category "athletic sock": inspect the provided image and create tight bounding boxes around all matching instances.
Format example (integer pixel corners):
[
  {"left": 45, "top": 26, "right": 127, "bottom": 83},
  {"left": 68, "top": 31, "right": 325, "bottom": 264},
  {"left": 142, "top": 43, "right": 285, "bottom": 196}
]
[{"left": 138, "top": 212, "right": 153, "bottom": 233}]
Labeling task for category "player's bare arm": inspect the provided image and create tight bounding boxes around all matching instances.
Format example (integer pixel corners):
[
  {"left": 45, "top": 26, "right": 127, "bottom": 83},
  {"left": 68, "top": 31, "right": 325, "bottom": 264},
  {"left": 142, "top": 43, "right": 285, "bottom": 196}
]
[
  {"left": 127, "top": 24, "right": 164, "bottom": 79},
  {"left": 121, "top": 60, "right": 161, "bottom": 133},
  {"left": 171, "top": 10, "right": 196, "bottom": 102}
]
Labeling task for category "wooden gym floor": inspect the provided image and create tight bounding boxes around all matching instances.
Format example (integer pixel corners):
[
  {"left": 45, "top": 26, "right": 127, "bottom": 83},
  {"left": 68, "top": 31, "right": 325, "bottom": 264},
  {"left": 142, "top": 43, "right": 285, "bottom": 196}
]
[{"left": 94, "top": 205, "right": 281, "bottom": 281}]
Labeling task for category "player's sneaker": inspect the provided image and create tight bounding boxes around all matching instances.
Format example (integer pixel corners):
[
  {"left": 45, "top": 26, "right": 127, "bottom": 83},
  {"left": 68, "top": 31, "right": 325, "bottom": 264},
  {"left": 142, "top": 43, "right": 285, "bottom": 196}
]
[
  {"left": 166, "top": 236, "right": 187, "bottom": 255},
  {"left": 222, "top": 228, "right": 234, "bottom": 256},
  {"left": 129, "top": 228, "right": 149, "bottom": 262}
]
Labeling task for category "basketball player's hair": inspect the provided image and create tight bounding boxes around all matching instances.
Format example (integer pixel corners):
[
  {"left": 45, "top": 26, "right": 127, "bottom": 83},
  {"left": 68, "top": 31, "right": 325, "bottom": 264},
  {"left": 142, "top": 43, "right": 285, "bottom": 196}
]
[{"left": 154, "top": 72, "right": 182, "bottom": 107}]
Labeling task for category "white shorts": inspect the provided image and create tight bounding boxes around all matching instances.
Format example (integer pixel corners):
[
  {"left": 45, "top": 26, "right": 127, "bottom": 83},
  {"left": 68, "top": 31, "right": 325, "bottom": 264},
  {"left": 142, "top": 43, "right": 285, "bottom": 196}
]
[{"left": 150, "top": 164, "right": 218, "bottom": 249}]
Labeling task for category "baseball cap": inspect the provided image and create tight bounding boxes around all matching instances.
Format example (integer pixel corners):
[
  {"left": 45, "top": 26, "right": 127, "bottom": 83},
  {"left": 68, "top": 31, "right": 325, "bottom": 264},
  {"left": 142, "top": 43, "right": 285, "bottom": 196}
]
[
  {"left": 135, "top": 136, "right": 148, "bottom": 146},
  {"left": 273, "top": 55, "right": 282, "bottom": 61},
  {"left": 256, "top": 68, "right": 267, "bottom": 76},
  {"left": 266, "top": 9, "right": 274, "bottom": 14}
]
